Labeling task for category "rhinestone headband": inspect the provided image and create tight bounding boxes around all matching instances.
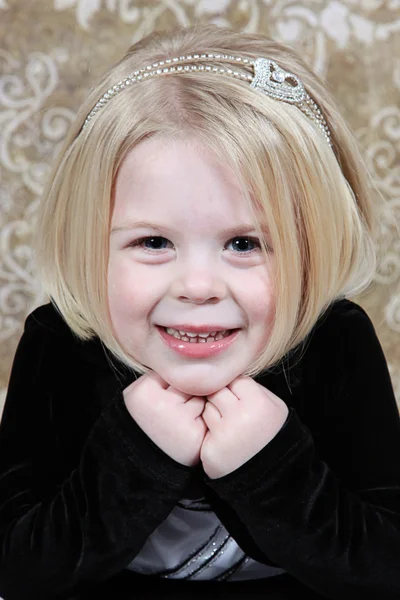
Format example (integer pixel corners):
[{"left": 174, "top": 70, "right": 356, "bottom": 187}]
[{"left": 83, "top": 53, "right": 333, "bottom": 147}]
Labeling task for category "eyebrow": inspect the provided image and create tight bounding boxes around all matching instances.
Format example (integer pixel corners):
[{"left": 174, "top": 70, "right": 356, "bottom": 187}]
[{"left": 110, "top": 221, "right": 267, "bottom": 237}]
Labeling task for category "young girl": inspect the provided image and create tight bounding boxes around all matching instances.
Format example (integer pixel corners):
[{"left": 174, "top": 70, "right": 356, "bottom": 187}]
[{"left": 1, "top": 24, "right": 400, "bottom": 600}]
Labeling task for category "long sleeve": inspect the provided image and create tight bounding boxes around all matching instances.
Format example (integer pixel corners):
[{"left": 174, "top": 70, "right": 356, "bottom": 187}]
[
  {"left": 0, "top": 307, "right": 193, "bottom": 600},
  {"left": 207, "top": 301, "right": 400, "bottom": 599}
]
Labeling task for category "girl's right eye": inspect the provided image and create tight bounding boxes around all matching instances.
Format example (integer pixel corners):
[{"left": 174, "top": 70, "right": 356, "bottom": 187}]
[{"left": 129, "top": 236, "right": 173, "bottom": 251}]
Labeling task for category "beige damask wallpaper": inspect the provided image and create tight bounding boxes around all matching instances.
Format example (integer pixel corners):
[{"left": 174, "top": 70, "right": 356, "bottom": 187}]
[{"left": 1, "top": 0, "right": 400, "bottom": 415}]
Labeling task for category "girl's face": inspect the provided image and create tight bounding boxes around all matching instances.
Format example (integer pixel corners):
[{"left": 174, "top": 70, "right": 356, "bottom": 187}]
[{"left": 108, "top": 136, "right": 275, "bottom": 396}]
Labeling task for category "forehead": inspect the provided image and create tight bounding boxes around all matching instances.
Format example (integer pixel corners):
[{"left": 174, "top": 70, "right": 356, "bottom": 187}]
[{"left": 112, "top": 135, "right": 256, "bottom": 226}]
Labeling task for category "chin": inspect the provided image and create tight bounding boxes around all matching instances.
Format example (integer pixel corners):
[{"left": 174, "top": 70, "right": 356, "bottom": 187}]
[{"left": 165, "top": 372, "right": 235, "bottom": 397}]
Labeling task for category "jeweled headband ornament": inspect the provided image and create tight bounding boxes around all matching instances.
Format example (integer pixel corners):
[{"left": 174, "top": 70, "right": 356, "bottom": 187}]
[{"left": 83, "top": 53, "right": 333, "bottom": 147}]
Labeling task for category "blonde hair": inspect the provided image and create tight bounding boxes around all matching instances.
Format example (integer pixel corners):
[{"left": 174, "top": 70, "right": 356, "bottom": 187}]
[{"left": 36, "top": 24, "right": 380, "bottom": 375}]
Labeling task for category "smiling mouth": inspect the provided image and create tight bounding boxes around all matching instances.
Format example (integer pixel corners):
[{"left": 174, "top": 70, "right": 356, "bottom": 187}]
[{"left": 163, "top": 327, "right": 234, "bottom": 343}]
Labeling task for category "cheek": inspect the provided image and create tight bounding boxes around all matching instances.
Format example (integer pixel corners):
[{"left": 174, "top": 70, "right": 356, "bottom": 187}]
[
  {"left": 107, "top": 260, "right": 147, "bottom": 330},
  {"left": 254, "top": 289, "right": 275, "bottom": 317},
  {"left": 107, "top": 258, "right": 164, "bottom": 324},
  {"left": 107, "top": 260, "right": 135, "bottom": 315},
  {"left": 249, "top": 295, "right": 276, "bottom": 342},
  {"left": 239, "top": 268, "right": 275, "bottom": 326}
]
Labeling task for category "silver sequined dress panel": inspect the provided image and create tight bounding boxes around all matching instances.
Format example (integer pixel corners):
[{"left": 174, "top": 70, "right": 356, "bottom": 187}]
[{"left": 127, "top": 497, "right": 285, "bottom": 581}]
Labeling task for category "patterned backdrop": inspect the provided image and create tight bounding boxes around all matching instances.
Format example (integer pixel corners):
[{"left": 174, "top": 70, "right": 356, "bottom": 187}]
[{"left": 1, "top": 0, "right": 400, "bottom": 415}]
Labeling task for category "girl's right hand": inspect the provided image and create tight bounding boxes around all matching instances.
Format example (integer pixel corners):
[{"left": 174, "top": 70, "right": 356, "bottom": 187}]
[{"left": 123, "top": 373, "right": 207, "bottom": 467}]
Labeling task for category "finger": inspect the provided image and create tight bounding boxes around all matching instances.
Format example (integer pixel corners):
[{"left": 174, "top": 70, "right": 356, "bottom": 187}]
[
  {"left": 124, "top": 371, "right": 162, "bottom": 395},
  {"left": 227, "top": 375, "right": 257, "bottom": 400},
  {"left": 228, "top": 377, "right": 280, "bottom": 411},
  {"left": 186, "top": 396, "right": 206, "bottom": 418},
  {"left": 146, "top": 371, "right": 169, "bottom": 390},
  {"left": 207, "top": 386, "right": 238, "bottom": 414},
  {"left": 123, "top": 373, "right": 144, "bottom": 394},
  {"left": 202, "top": 401, "right": 221, "bottom": 428}
]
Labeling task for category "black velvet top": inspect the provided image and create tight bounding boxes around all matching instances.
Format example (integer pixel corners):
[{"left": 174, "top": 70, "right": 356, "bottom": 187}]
[{"left": 1, "top": 299, "right": 400, "bottom": 600}]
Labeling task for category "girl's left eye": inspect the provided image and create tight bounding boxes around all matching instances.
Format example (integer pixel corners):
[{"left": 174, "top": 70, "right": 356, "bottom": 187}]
[
  {"left": 130, "top": 236, "right": 173, "bottom": 250},
  {"left": 226, "top": 236, "right": 261, "bottom": 253}
]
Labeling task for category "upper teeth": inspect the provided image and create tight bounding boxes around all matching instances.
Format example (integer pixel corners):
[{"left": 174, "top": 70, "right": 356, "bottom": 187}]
[{"left": 166, "top": 327, "right": 225, "bottom": 338}]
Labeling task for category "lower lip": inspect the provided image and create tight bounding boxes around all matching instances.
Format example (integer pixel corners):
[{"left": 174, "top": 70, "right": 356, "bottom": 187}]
[{"left": 158, "top": 327, "right": 240, "bottom": 358}]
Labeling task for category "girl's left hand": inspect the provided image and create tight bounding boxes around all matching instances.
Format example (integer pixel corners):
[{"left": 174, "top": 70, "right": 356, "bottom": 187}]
[{"left": 200, "top": 376, "right": 289, "bottom": 479}]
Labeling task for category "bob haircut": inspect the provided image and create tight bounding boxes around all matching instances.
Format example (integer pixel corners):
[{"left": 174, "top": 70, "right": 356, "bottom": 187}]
[{"left": 36, "top": 24, "right": 380, "bottom": 376}]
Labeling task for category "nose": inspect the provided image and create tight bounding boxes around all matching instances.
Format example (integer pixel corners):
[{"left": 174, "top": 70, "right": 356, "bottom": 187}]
[{"left": 170, "top": 259, "right": 227, "bottom": 305}]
